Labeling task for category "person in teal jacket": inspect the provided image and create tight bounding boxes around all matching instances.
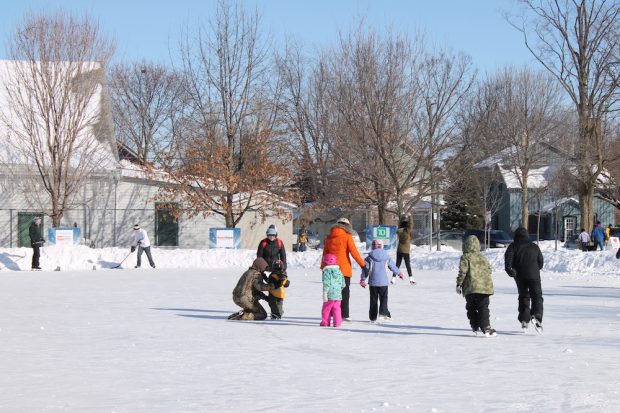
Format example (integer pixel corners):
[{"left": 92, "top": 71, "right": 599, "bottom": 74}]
[
  {"left": 456, "top": 235, "right": 496, "bottom": 336},
  {"left": 320, "top": 253, "right": 345, "bottom": 327}
]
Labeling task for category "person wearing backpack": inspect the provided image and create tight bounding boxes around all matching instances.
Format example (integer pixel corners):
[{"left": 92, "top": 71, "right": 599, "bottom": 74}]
[{"left": 257, "top": 224, "right": 287, "bottom": 272}]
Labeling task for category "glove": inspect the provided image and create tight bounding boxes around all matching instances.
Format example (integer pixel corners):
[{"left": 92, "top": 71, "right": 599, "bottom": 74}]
[
  {"left": 283, "top": 279, "right": 290, "bottom": 288},
  {"left": 506, "top": 268, "right": 517, "bottom": 278},
  {"left": 130, "top": 246, "right": 136, "bottom": 253},
  {"left": 360, "top": 279, "right": 367, "bottom": 288},
  {"left": 322, "top": 291, "right": 328, "bottom": 302},
  {"left": 456, "top": 284, "right": 462, "bottom": 295},
  {"left": 398, "top": 272, "right": 405, "bottom": 280}
]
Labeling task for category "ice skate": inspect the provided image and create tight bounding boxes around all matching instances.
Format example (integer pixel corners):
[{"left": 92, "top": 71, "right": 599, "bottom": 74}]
[
  {"left": 483, "top": 327, "right": 497, "bottom": 337},
  {"left": 531, "top": 317, "right": 543, "bottom": 334}
]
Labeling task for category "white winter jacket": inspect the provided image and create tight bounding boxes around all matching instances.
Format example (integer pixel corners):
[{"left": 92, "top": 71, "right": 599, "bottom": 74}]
[{"left": 131, "top": 229, "right": 151, "bottom": 248}]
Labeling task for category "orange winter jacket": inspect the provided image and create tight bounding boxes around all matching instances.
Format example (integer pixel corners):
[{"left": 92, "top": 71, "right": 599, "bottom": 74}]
[{"left": 320, "top": 225, "right": 366, "bottom": 277}]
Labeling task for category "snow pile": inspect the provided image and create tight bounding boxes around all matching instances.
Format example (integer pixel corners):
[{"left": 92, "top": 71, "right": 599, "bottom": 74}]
[{"left": 1, "top": 240, "right": 619, "bottom": 276}]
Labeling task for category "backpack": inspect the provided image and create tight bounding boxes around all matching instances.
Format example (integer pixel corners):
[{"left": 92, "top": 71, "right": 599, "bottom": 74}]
[{"left": 261, "top": 239, "right": 283, "bottom": 249}]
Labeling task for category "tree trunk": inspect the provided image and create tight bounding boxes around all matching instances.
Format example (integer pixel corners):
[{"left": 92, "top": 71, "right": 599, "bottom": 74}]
[
  {"left": 580, "top": 189, "right": 595, "bottom": 233},
  {"left": 521, "top": 185, "right": 529, "bottom": 230}
]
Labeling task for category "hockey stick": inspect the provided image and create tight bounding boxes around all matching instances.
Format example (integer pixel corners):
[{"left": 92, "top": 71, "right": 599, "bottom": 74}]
[{"left": 112, "top": 251, "right": 133, "bottom": 269}]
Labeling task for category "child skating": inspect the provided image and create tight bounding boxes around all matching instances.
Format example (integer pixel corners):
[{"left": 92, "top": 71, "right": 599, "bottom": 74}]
[
  {"left": 320, "top": 253, "right": 345, "bottom": 327},
  {"left": 456, "top": 235, "right": 496, "bottom": 336},
  {"left": 360, "top": 239, "right": 403, "bottom": 323}
]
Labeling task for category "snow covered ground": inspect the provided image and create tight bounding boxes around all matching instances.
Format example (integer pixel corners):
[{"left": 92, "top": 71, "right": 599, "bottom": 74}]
[{"left": 0, "top": 243, "right": 619, "bottom": 412}]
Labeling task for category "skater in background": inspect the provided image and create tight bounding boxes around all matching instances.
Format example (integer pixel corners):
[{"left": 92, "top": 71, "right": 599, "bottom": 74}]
[
  {"left": 605, "top": 224, "right": 612, "bottom": 248},
  {"left": 131, "top": 224, "right": 156, "bottom": 268},
  {"left": 321, "top": 217, "right": 367, "bottom": 322},
  {"left": 456, "top": 235, "right": 496, "bottom": 336},
  {"left": 578, "top": 228, "right": 590, "bottom": 252},
  {"left": 504, "top": 227, "right": 544, "bottom": 333},
  {"left": 229, "top": 257, "right": 277, "bottom": 320},
  {"left": 591, "top": 221, "right": 606, "bottom": 251},
  {"left": 297, "top": 224, "right": 308, "bottom": 252},
  {"left": 257, "top": 224, "right": 287, "bottom": 271},
  {"left": 266, "top": 259, "right": 290, "bottom": 320},
  {"left": 360, "top": 239, "right": 403, "bottom": 323},
  {"left": 394, "top": 213, "right": 416, "bottom": 285},
  {"left": 29, "top": 216, "right": 45, "bottom": 270},
  {"left": 320, "top": 253, "right": 345, "bottom": 327}
]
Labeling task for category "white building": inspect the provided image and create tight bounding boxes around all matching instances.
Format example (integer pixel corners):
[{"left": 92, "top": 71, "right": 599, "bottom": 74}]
[{"left": 0, "top": 60, "right": 293, "bottom": 250}]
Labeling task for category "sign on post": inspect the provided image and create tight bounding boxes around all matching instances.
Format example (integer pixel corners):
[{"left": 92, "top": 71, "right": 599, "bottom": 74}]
[
  {"left": 209, "top": 228, "right": 241, "bottom": 249},
  {"left": 365, "top": 225, "right": 397, "bottom": 250},
  {"left": 47, "top": 228, "right": 81, "bottom": 246}
]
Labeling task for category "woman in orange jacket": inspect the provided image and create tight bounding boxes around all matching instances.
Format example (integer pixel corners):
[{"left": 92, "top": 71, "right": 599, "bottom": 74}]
[{"left": 321, "top": 217, "right": 367, "bottom": 321}]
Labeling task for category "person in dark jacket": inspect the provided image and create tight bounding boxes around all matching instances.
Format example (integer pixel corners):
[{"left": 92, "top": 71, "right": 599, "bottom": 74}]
[
  {"left": 504, "top": 227, "right": 544, "bottom": 333},
  {"left": 29, "top": 217, "right": 45, "bottom": 270},
  {"left": 257, "top": 224, "right": 287, "bottom": 271},
  {"left": 228, "top": 258, "right": 278, "bottom": 321}
]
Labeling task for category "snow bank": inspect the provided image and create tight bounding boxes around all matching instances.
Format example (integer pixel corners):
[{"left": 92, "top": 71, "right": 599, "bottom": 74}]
[{"left": 1, "top": 240, "right": 619, "bottom": 277}]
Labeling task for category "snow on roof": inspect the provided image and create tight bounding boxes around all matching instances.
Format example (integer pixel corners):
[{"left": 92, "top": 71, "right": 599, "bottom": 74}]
[
  {"left": 499, "top": 164, "right": 554, "bottom": 189},
  {"left": 537, "top": 197, "right": 579, "bottom": 214}
]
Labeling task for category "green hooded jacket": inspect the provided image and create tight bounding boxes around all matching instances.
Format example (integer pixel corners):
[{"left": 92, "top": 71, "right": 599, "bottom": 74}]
[{"left": 456, "top": 235, "right": 494, "bottom": 296}]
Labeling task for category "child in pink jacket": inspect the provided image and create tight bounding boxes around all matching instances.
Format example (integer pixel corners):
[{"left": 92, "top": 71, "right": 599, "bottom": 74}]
[{"left": 320, "top": 253, "right": 346, "bottom": 327}]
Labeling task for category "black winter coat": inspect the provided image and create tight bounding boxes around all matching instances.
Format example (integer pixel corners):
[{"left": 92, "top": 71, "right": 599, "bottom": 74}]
[
  {"left": 257, "top": 238, "right": 287, "bottom": 271},
  {"left": 29, "top": 223, "right": 44, "bottom": 247},
  {"left": 504, "top": 229, "right": 543, "bottom": 280}
]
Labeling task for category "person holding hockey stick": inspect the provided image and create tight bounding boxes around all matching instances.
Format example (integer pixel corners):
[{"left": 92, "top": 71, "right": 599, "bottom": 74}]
[
  {"left": 29, "top": 216, "right": 45, "bottom": 270},
  {"left": 131, "top": 224, "right": 156, "bottom": 268}
]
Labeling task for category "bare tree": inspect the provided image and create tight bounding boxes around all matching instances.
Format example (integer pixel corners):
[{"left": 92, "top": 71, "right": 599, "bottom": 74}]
[
  {"left": 479, "top": 66, "right": 566, "bottom": 228},
  {"left": 327, "top": 27, "right": 474, "bottom": 223},
  {"left": 276, "top": 43, "right": 341, "bottom": 210},
  {"left": 511, "top": 0, "right": 620, "bottom": 231},
  {"left": 0, "top": 11, "right": 115, "bottom": 227},
  {"left": 165, "top": 0, "right": 293, "bottom": 228},
  {"left": 108, "top": 60, "right": 184, "bottom": 166}
]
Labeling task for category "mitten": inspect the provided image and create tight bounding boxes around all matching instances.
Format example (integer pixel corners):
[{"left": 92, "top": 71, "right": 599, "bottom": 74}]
[
  {"left": 360, "top": 279, "right": 367, "bottom": 288},
  {"left": 506, "top": 268, "right": 517, "bottom": 278},
  {"left": 398, "top": 272, "right": 405, "bottom": 280},
  {"left": 283, "top": 278, "right": 290, "bottom": 288},
  {"left": 322, "top": 291, "right": 328, "bottom": 302},
  {"left": 456, "top": 284, "right": 462, "bottom": 295},
  {"left": 130, "top": 246, "right": 136, "bottom": 253}
]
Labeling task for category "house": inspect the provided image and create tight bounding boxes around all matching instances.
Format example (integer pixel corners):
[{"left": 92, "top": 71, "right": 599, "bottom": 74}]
[
  {"left": 0, "top": 60, "right": 293, "bottom": 250},
  {"left": 475, "top": 144, "right": 615, "bottom": 241}
]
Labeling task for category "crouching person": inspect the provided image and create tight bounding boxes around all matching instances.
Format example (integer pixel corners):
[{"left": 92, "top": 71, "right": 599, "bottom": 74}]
[{"left": 229, "top": 258, "right": 277, "bottom": 321}]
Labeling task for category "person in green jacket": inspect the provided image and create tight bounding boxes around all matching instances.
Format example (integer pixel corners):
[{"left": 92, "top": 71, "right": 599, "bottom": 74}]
[
  {"left": 393, "top": 214, "right": 416, "bottom": 285},
  {"left": 456, "top": 235, "right": 496, "bottom": 336}
]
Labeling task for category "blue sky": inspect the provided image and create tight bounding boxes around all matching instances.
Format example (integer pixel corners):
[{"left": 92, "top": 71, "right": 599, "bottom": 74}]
[{"left": 0, "top": 0, "right": 536, "bottom": 73}]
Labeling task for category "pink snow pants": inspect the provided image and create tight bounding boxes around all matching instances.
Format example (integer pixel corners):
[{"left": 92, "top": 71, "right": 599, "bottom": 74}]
[{"left": 320, "top": 299, "right": 342, "bottom": 327}]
